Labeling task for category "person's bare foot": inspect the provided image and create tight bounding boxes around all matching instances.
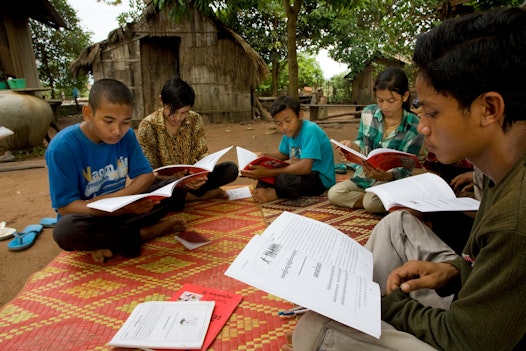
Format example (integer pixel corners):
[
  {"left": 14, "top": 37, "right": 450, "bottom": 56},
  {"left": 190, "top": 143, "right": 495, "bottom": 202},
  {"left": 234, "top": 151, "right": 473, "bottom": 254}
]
[
  {"left": 140, "top": 217, "right": 186, "bottom": 241},
  {"left": 280, "top": 330, "right": 294, "bottom": 351},
  {"left": 252, "top": 188, "right": 278, "bottom": 203},
  {"left": 186, "top": 188, "right": 228, "bottom": 201},
  {"left": 91, "top": 249, "right": 113, "bottom": 264}
]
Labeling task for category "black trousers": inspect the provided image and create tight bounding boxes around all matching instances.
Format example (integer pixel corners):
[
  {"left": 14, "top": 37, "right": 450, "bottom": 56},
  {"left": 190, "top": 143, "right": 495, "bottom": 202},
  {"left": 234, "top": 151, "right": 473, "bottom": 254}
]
[
  {"left": 187, "top": 161, "right": 239, "bottom": 197},
  {"left": 53, "top": 179, "right": 187, "bottom": 257},
  {"left": 256, "top": 171, "right": 327, "bottom": 199}
]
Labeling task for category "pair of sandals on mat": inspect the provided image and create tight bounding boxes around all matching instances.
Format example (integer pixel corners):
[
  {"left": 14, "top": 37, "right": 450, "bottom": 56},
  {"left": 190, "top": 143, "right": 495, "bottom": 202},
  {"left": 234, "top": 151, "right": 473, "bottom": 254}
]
[
  {"left": 334, "top": 162, "right": 359, "bottom": 174},
  {"left": 1, "top": 217, "right": 57, "bottom": 251}
]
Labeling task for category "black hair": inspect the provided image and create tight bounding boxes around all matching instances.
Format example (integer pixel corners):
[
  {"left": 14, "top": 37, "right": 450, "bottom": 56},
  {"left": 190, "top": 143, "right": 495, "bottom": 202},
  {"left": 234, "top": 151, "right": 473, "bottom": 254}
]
[
  {"left": 269, "top": 95, "right": 301, "bottom": 117},
  {"left": 160, "top": 76, "right": 195, "bottom": 115},
  {"left": 374, "top": 66, "right": 412, "bottom": 112},
  {"left": 88, "top": 78, "right": 134, "bottom": 112},
  {"left": 413, "top": 6, "right": 526, "bottom": 130}
]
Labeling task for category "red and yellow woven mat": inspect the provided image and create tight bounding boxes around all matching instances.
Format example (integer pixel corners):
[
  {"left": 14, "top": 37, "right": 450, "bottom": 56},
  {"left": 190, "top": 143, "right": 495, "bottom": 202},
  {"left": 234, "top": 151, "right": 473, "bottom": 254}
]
[
  {"left": 0, "top": 198, "right": 297, "bottom": 351},
  {"left": 260, "top": 196, "right": 383, "bottom": 246}
]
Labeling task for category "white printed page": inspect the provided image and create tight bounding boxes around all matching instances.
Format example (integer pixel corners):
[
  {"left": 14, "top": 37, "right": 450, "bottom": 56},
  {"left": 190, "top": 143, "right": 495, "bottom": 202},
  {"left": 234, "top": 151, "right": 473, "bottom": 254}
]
[
  {"left": 87, "top": 172, "right": 206, "bottom": 212},
  {"left": 395, "top": 197, "right": 480, "bottom": 212},
  {"left": 226, "top": 186, "right": 252, "bottom": 200},
  {"left": 236, "top": 146, "right": 258, "bottom": 170},
  {"left": 365, "top": 173, "right": 460, "bottom": 210},
  {"left": 225, "top": 235, "right": 381, "bottom": 338},
  {"left": 108, "top": 301, "right": 215, "bottom": 349},
  {"left": 260, "top": 211, "right": 373, "bottom": 280},
  {"left": 193, "top": 146, "right": 233, "bottom": 171}
]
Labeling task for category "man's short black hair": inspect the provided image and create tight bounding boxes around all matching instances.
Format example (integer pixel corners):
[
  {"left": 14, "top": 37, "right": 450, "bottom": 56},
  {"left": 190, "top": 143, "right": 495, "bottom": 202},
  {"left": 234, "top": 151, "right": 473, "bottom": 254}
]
[
  {"left": 88, "top": 78, "right": 134, "bottom": 112},
  {"left": 413, "top": 6, "right": 526, "bottom": 130}
]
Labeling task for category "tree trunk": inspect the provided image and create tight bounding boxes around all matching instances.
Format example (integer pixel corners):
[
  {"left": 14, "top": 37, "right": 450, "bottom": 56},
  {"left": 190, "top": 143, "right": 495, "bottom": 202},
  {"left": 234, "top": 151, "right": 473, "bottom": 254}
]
[
  {"left": 271, "top": 51, "right": 280, "bottom": 96},
  {"left": 283, "top": 0, "right": 302, "bottom": 100}
]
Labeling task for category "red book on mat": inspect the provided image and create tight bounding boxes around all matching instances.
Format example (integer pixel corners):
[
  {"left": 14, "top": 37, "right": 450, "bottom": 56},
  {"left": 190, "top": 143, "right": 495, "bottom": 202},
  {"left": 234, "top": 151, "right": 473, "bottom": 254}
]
[
  {"left": 164, "top": 284, "right": 243, "bottom": 351},
  {"left": 175, "top": 231, "right": 211, "bottom": 250}
]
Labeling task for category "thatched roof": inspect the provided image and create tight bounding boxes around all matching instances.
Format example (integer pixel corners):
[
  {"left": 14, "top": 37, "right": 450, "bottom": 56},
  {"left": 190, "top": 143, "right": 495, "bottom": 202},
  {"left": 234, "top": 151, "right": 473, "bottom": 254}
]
[
  {"left": 69, "top": 4, "right": 268, "bottom": 88},
  {"left": 0, "top": 0, "right": 67, "bottom": 29}
]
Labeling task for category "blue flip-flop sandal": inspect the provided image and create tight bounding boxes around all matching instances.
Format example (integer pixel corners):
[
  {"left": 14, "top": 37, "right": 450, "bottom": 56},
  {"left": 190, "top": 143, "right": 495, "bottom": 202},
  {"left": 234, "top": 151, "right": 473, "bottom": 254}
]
[
  {"left": 39, "top": 217, "right": 58, "bottom": 228},
  {"left": 334, "top": 163, "right": 347, "bottom": 174},
  {"left": 7, "top": 224, "right": 44, "bottom": 251}
]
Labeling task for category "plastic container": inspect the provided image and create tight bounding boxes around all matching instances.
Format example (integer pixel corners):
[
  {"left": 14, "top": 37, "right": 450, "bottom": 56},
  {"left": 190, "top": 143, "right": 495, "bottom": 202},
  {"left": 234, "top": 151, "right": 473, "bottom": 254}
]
[
  {"left": 7, "top": 78, "right": 26, "bottom": 89},
  {"left": 0, "top": 81, "right": 7, "bottom": 90}
]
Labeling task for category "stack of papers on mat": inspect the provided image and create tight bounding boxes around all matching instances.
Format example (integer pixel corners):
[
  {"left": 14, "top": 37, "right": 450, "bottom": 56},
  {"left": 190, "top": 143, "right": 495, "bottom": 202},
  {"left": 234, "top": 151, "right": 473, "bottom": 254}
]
[{"left": 108, "top": 301, "right": 215, "bottom": 350}]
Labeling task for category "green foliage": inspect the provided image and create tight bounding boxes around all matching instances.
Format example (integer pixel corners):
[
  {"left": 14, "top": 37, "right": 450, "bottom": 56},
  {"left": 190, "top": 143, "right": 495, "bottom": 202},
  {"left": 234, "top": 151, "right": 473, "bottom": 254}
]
[
  {"left": 115, "top": 0, "right": 147, "bottom": 25},
  {"left": 326, "top": 72, "right": 352, "bottom": 103},
  {"left": 30, "top": 0, "right": 92, "bottom": 98},
  {"left": 256, "top": 52, "right": 323, "bottom": 96},
  {"left": 322, "top": 0, "right": 441, "bottom": 80}
]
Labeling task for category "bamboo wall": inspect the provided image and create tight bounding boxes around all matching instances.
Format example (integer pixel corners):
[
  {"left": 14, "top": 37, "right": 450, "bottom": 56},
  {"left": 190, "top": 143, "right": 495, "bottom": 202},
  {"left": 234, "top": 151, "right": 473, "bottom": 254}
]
[{"left": 91, "top": 8, "right": 256, "bottom": 126}]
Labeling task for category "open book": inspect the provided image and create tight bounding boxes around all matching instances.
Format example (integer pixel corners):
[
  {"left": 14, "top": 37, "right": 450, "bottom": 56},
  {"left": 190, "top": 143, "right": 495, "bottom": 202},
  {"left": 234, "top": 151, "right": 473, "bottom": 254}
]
[
  {"left": 236, "top": 146, "right": 289, "bottom": 184},
  {"left": 86, "top": 172, "right": 206, "bottom": 212},
  {"left": 170, "top": 284, "right": 243, "bottom": 351},
  {"left": 154, "top": 146, "right": 233, "bottom": 176},
  {"left": 225, "top": 211, "right": 381, "bottom": 339},
  {"left": 365, "top": 172, "right": 480, "bottom": 212},
  {"left": 330, "top": 139, "right": 422, "bottom": 171},
  {"left": 107, "top": 300, "right": 215, "bottom": 350}
]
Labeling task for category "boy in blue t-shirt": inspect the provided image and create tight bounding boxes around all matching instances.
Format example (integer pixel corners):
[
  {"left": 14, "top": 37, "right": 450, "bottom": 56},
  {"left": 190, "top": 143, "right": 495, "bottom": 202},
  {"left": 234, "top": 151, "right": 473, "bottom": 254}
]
[
  {"left": 46, "top": 79, "right": 187, "bottom": 263},
  {"left": 240, "top": 95, "right": 336, "bottom": 203}
]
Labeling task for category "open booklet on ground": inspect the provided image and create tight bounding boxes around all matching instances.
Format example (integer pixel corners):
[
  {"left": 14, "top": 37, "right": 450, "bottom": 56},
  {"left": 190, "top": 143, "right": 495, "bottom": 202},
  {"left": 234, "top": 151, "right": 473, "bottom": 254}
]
[
  {"left": 225, "top": 211, "right": 381, "bottom": 339},
  {"left": 236, "top": 146, "right": 289, "bottom": 184},
  {"left": 330, "top": 139, "right": 422, "bottom": 171},
  {"left": 365, "top": 172, "right": 480, "bottom": 212},
  {"left": 154, "top": 146, "right": 233, "bottom": 176},
  {"left": 167, "top": 284, "right": 243, "bottom": 351},
  {"left": 107, "top": 300, "right": 215, "bottom": 350},
  {"left": 86, "top": 172, "right": 207, "bottom": 213}
]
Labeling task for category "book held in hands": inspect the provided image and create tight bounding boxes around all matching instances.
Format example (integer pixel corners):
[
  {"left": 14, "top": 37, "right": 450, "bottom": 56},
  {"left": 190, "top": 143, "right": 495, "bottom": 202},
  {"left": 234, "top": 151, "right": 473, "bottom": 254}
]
[
  {"left": 365, "top": 172, "right": 480, "bottom": 212},
  {"left": 225, "top": 211, "right": 381, "bottom": 339},
  {"left": 86, "top": 172, "right": 206, "bottom": 213},
  {"left": 107, "top": 300, "right": 215, "bottom": 350},
  {"left": 236, "top": 146, "right": 289, "bottom": 184},
  {"left": 154, "top": 146, "right": 233, "bottom": 176},
  {"left": 330, "top": 139, "right": 422, "bottom": 171}
]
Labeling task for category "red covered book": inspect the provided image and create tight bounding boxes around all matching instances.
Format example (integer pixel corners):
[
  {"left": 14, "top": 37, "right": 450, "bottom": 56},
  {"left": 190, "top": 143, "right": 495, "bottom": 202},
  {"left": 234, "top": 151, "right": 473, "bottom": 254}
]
[
  {"left": 167, "top": 284, "right": 243, "bottom": 351},
  {"left": 331, "top": 139, "right": 422, "bottom": 171},
  {"left": 236, "top": 146, "right": 289, "bottom": 184}
]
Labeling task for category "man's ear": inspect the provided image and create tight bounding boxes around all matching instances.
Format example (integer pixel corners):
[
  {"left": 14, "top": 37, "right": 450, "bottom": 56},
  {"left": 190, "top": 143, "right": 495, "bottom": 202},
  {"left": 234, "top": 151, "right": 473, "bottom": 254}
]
[
  {"left": 82, "top": 104, "right": 93, "bottom": 122},
  {"left": 479, "top": 92, "right": 505, "bottom": 127},
  {"left": 298, "top": 110, "right": 304, "bottom": 120}
]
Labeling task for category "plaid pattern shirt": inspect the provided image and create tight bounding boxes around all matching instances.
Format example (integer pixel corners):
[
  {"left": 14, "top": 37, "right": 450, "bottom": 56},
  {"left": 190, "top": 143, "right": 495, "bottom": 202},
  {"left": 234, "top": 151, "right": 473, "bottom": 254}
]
[
  {"left": 351, "top": 104, "right": 424, "bottom": 188},
  {"left": 137, "top": 109, "right": 208, "bottom": 169}
]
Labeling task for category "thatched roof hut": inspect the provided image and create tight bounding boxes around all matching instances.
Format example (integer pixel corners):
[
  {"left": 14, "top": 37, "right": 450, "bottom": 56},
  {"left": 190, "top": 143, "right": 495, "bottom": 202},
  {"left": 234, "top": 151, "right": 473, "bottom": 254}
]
[
  {"left": 70, "top": 3, "right": 268, "bottom": 126},
  {"left": 0, "top": 0, "right": 66, "bottom": 88}
]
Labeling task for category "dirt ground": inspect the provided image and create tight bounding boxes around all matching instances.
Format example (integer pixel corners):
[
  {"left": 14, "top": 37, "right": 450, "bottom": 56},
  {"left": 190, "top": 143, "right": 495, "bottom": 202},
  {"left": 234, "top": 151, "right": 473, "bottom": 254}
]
[{"left": 0, "top": 112, "right": 358, "bottom": 307}]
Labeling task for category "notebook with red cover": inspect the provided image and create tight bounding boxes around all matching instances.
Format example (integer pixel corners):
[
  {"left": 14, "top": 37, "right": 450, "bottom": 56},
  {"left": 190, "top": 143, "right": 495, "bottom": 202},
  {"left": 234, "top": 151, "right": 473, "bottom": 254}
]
[{"left": 167, "top": 284, "right": 243, "bottom": 351}]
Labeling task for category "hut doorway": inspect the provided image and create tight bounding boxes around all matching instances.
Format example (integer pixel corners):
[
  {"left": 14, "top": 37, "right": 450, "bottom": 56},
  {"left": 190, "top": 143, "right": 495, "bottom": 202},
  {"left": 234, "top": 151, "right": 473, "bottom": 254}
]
[{"left": 140, "top": 36, "right": 181, "bottom": 119}]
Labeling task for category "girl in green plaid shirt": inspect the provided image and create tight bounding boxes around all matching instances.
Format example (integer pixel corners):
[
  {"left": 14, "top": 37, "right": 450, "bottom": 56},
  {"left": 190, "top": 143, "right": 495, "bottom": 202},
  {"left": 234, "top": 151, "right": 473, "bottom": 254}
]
[{"left": 328, "top": 67, "right": 424, "bottom": 213}]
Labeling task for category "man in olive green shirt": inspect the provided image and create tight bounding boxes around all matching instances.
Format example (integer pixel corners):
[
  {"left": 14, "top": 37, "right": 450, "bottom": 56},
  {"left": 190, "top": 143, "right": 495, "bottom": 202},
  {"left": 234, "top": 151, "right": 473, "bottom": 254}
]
[{"left": 284, "top": 6, "right": 526, "bottom": 351}]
